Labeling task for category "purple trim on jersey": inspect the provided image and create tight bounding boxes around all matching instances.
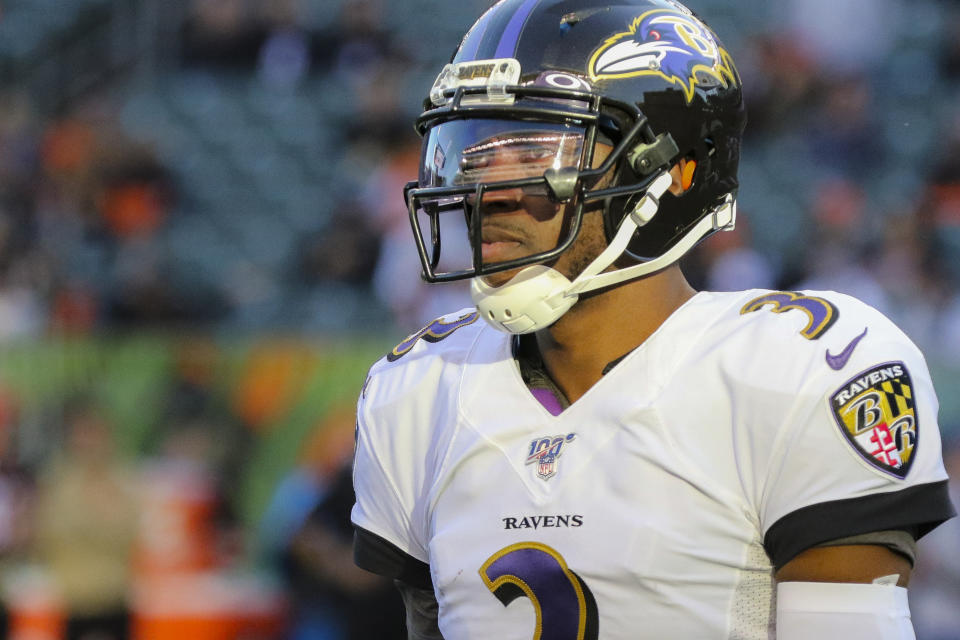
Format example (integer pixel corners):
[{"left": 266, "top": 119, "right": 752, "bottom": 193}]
[
  {"left": 531, "top": 387, "right": 564, "bottom": 416},
  {"left": 494, "top": 0, "right": 539, "bottom": 58}
]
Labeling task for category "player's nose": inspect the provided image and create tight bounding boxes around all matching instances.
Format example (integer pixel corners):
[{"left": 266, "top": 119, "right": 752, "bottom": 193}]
[
  {"left": 480, "top": 188, "right": 525, "bottom": 215},
  {"left": 466, "top": 188, "right": 525, "bottom": 216}
]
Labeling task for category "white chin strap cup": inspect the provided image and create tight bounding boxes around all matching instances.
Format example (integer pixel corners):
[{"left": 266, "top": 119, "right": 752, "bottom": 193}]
[
  {"left": 470, "top": 265, "right": 577, "bottom": 334},
  {"left": 470, "top": 171, "right": 736, "bottom": 334}
]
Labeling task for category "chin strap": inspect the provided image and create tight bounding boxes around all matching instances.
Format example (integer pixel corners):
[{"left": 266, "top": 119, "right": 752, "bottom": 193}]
[
  {"left": 568, "top": 190, "right": 736, "bottom": 295},
  {"left": 471, "top": 170, "right": 737, "bottom": 334}
]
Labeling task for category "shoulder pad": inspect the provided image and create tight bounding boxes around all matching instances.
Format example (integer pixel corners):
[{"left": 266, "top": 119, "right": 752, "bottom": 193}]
[
  {"left": 386, "top": 309, "right": 482, "bottom": 363},
  {"left": 362, "top": 309, "right": 486, "bottom": 404}
]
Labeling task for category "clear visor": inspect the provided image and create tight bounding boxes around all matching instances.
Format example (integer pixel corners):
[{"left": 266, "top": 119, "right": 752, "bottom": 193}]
[
  {"left": 412, "top": 120, "right": 588, "bottom": 278},
  {"left": 420, "top": 119, "right": 586, "bottom": 187}
]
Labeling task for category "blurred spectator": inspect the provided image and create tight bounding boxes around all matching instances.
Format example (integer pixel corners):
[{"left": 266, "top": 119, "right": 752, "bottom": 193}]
[
  {"left": 40, "top": 114, "right": 97, "bottom": 198},
  {"left": 33, "top": 398, "right": 140, "bottom": 640},
  {"left": 47, "top": 279, "right": 98, "bottom": 334},
  {"left": 739, "top": 33, "right": 820, "bottom": 137},
  {"left": 364, "top": 136, "right": 472, "bottom": 331},
  {"left": 181, "top": 0, "right": 267, "bottom": 70},
  {"left": 94, "top": 143, "right": 173, "bottom": 242},
  {"left": 148, "top": 338, "right": 251, "bottom": 535},
  {"left": 161, "top": 337, "right": 224, "bottom": 425},
  {"left": 133, "top": 418, "right": 284, "bottom": 640},
  {"left": 87, "top": 132, "right": 211, "bottom": 328},
  {"left": 135, "top": 418, "right": 239, "bottom": 578},
  {"left": 258, "top": 29, "right": 312, "bottom": 90},
  {"left": 804, "top": 76, "right": 884, "bottom": 180},
  {"left": 938, "top": 5, "right": 960, "bottom": 79},
  {"left": 294, "top": 203, "right": 380, "bottom": 287},
  {"left": 0, "top": 91, "right": 40, "bottom": 192},
  {"left": 315, "top": 0, "right": 408, "bottom": 83},
  {"left": 347, "top": 67, "right": 413, "bottom": 148},
  {"left": 0, "top": 256, "right": 47, "bottom": 339},
  {"left": 256, "top": 0, "right": 313, "bottom": 89},
  {"left": 258, "top": 404, "right": 357, "bottom": 640},
  {"left": 31, "top": 93, "right": 235, "bottom": 332},
  {"left": 286, "top": 460, "right": 406, "bottom": 640},
  {"left": 0, "top": 386, "right": 30, "bottom": 637}
]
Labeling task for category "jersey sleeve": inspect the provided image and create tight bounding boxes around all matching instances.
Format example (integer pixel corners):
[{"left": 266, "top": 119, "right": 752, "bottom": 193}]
[
  {"left": 350, "top": 309, "right": 482, "bottom": 589},
  {"left": 758, "top": 324, "right": 956, "bottom": 569},
  {"left": 351, "top": 374, "right": 433, "bottom": 588}
]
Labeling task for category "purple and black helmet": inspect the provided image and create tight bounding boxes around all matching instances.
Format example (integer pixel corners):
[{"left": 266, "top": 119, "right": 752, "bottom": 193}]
[{"left": 405, "top": 0, "right": 747, "bottom": 282}]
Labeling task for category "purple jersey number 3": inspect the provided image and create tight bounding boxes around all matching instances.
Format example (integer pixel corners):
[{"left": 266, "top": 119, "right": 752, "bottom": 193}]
[{"left": 480, "top": 542, "right": 599, "bottom": 639}]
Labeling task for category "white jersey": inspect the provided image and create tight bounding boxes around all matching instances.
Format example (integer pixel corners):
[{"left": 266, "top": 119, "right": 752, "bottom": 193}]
[{"left": 351, "top": 289, "right": 954, "bottom": 639}]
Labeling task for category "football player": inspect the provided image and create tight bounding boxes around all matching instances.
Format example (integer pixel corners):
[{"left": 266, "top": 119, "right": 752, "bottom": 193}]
[{"left": 351, "top": 0, "right": 956, "bottom": 637}]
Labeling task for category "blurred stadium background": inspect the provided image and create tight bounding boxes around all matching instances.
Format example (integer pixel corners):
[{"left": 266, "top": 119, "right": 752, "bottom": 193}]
[{"left": 0, "top": 0, "right": 957, "bottom": 638}]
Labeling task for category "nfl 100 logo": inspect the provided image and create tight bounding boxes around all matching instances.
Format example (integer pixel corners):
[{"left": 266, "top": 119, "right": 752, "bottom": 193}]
[{"left": 526, "top": 433, "right": 576, "bottom": 480}]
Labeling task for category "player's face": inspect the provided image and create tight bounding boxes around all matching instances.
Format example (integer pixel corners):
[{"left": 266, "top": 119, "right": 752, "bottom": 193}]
[
  {"left": 417, "top": 120, "right": 611, "bottom": 281},
  {"left": 470, "top": 139, "right": 614, "bottom": 288}
]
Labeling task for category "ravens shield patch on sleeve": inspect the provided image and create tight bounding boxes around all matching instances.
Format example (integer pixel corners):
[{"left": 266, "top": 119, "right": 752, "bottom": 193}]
[{"left": 829, "top": 362, "right": 917, "bottom": 479}]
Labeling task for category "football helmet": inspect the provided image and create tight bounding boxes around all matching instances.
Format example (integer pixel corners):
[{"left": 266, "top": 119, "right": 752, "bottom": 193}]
[{"left": 405, "top": 0, "right": 746, "bottom": 333}]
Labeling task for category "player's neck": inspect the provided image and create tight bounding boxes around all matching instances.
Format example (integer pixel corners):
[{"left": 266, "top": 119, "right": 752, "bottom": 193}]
[{"left": 533, "top": 266, "right": 696, "bottom": 403}]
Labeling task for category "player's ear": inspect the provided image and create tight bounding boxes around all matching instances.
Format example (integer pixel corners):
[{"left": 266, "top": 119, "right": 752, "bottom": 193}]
[{"left": 668, "top": 158, "right": 697, "bottom": 195}]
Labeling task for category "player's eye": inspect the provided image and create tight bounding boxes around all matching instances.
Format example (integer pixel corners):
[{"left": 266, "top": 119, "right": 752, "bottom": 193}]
[
  {"left": 459, "top": 153, "right": 490, "bottom": 173},
  {"left": 517, "top": 144, "right": 556, "bottom": 164}
]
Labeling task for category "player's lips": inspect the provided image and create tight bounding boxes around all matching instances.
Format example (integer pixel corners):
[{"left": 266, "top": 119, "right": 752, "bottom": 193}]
[
  {"left": 481, "top": 240, "right": 522, "bottom": 261},
  {"left": 480, "top": 228, "right": 525, "bottom": 262}
]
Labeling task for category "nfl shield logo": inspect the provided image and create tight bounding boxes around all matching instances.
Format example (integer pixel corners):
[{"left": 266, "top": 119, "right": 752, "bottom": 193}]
[{"left": 525, "top": 433, "right": 576, "bottom": 480}]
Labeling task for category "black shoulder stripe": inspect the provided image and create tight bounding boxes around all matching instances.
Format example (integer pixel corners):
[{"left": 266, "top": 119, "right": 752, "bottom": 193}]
[
  {"left": 764, "top": 480, "right": 956, "bottom": 570},
  {"left": 353, "top": 526, "right": 433, "bottom": 590}
]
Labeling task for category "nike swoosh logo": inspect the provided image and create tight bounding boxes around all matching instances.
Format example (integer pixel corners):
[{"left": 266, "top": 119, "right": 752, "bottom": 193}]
[{"left": 826, "top": 327, "right": 868, "bottom": 370}]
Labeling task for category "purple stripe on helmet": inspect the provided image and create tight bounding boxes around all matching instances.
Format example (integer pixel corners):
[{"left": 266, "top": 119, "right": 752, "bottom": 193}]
[
  {"left": 494, "top": 0, "right": 539, "bottom": 59},
  {"left": 459, "top": 4, "right": 497, "bottom": 61}
]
